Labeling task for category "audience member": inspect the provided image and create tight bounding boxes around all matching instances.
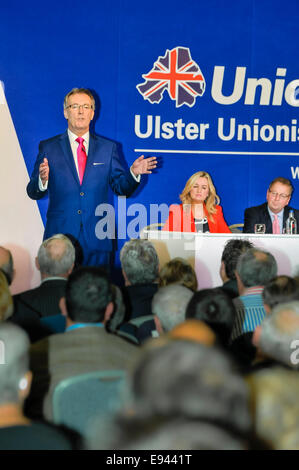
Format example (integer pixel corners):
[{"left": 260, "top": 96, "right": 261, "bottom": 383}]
[
  {"left": 0, "top": 246, "right": 14, "bottom": 285},
  {"left": 262, "top": 275, "right": 299, "bottom": 313},
  {"left": 167, "top": 319, "right": 216, "bottom": 347},
  {"left": 13, "top": 234, "right": 75, "bottom": 320},
  {"left": 243, "top": 176, "right": 299, "bottom": 233},
  {"left": 26, "top": 267, "right": 140, "bottom": 422},
  {"left": 247, "top": 367, "right": 299, "bottom": 449},
  {"left": 152, "top": 285, "right": 193, "bottom": 334},
  {"left": 185, "top": 288, "right": 235, "bottom": 348},
  {"left": 88, "top": 341, "right": 252, "bottom": 450},
  {"left": 0, "top": 323, "right": 75, "bottom": 450},
  {"left": 117, "top": 239, "right": 159, "bottom": 343},
  {"left": 158, "top": 257, "right": 197, "bottom": 292},
  {"left": 219, "top": 239, "right": 254, "bottom": 299},
  {"left": 252, "top": 301, "right": 299, "bottom": 370},
  {"left": 230, "top": 248, "right": 277, "bottom": 342}
]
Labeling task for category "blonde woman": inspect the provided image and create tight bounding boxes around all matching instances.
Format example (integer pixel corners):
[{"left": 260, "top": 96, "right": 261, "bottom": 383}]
[{"left": 163, "top": 171, "right": 231, "bottom": 233}]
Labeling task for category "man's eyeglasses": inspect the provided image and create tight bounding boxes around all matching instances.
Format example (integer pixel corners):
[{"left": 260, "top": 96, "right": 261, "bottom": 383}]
[
  {"left": 268, "top": 190, "right": 290, "bottom": 200},
  {"left": 66, "top": 104, "right": 93, "bottom": 110}
]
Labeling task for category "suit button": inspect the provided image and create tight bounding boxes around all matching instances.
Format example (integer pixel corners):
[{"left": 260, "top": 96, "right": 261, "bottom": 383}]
[
  {"left": 78, "top": 210, "right": 82, "bottom": 214},
  {"left": 80, "top": 192, "right": 84, "bottom": 196}
]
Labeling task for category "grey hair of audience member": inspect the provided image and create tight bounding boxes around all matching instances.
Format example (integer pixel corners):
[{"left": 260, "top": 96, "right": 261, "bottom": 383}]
[
  {"left": 37, "top": 234, "right": 75, "bottom": 276},
  {"left": 120, "top": 239, "right": 159, "bottom": 285},
  {"left": 258, "top": 301, "right": 299, "bottom": 369},
  {"left": 0, "top": 323, "right": 30, "bottom": 405},
  {"left": 236, "top": 248, "right": 277, "bottom": 288},
  {"left": 262, "top": 276, "right": 299, "bottom": 311},
  {"left": 152, "top": 285, "right": 193, "bottom": 332},
  {"left": 0, "top": 247, "right": 14, "bottom": 285},
  {"left": 88, "top": 341, "right": 251, "bottom": 450},
  {"left": 221, "top": 239, "right": 254, "bottom": 281}
]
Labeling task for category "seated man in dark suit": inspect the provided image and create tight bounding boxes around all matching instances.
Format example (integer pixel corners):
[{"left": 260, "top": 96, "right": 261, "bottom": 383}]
[
  {"left": 243, "top": 177, "right": 299, "bottom": 233},
  {"left": 11, "top": 234, "right": 75, "bottom": 342},
  {"left": 117, "top": 239, "right": 159, "bottom": 343},
  {"left": 13, "top": 234, "right": 75, "bottom": 320},
  {"left": 218, "top": 239, "right": 254, "bottom": 299}
]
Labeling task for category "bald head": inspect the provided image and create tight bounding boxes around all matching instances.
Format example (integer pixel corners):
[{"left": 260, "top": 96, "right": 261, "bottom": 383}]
[
  {"left": 0, "top": 246, "right": 14, "bottom": 285},
  {"left": 37, "top": 234, "right": 75, "bottom": 278}
]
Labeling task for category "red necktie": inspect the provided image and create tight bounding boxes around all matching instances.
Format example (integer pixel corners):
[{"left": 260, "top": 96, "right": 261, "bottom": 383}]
[
  {"left": 272, "top": 214, "right": 280, "bottom": 234},
  {"left": 76, "top": 137, "right": 87, "bottom": 185}
]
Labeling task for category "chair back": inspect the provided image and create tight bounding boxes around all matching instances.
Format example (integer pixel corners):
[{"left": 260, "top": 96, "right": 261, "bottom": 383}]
[{"left": 52, "top": 370, "right": 126, "bottom": 438}]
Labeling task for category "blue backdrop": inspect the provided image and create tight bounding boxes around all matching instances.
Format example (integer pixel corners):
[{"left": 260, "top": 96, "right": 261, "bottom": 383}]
[{"left": 1, "top": 0, "right": 299, "bottom": 264}]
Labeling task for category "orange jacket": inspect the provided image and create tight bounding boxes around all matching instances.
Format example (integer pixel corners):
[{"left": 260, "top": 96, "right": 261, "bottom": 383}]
[{"left": 163, "top": 204, "right": 231, "bottom": 233}]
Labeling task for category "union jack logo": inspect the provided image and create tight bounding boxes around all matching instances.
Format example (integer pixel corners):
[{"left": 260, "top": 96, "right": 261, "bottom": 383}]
[{"left": 137, "top": 47, "right": 205, "bottom": 108}]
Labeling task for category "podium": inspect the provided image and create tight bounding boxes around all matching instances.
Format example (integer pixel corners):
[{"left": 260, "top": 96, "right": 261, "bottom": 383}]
[{"left": 141, "top": 230, "right": 299, "bottom": 290}]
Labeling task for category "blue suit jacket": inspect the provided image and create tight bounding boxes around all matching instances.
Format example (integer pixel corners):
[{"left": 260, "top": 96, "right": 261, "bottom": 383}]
[{"left": 27, "top": 131, "right": 139, "bottom": 252}]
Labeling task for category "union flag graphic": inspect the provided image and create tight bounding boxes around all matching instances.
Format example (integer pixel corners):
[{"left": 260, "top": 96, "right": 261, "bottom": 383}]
[{"left": 137, "top": 47, "right": 206, "bottom": 108}]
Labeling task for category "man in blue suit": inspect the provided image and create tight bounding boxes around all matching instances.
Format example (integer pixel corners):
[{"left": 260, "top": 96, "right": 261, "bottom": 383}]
[{"left": 27, "top": 88, "right": 157, "bottom": 266}]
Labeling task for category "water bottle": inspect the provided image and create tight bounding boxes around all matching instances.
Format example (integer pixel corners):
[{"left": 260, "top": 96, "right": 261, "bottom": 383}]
[{"left": 286, "top": 210, "right": 297, "bottom": 234}]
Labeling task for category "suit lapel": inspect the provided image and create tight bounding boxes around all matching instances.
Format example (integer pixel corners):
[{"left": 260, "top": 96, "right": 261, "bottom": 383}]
[
  {"left": 82, "top": 133, "right": 97, "bottom": 185},
  {"left": 262, "top": 204, "right": 273, "bottom": 233},
  {"left": 59, "top": 132, "right": 80, "bottom": 185}
]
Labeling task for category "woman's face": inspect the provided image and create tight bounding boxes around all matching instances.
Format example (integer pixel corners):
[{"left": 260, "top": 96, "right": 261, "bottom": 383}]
[{"left": 189, "top": 176, "right": 209, "bottom": 204}]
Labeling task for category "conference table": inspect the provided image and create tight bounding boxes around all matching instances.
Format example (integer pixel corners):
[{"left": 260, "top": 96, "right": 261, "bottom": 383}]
[{"left": 141, "top": 230, "right": 299, "bottom": 290}]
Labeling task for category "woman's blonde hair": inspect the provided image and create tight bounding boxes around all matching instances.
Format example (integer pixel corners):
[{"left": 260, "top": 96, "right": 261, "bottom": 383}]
[
  {"left": 159, "top": 257, "right": 197, "bottom": 292},
  {"left": 179, "top": 171, "right": 220, "bottom": 222}
]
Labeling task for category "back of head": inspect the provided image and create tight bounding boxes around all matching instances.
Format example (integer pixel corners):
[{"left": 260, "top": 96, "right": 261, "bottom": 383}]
[
  {"left": 236, "top": 248, "right": 277, "bottom": 288},
  {"left": 0, "top": 323, "right": 30, "bottom": 405},
  {"left": 159, "top": 258, "right": 197, "bottom": 291},
  {"left": 0, "top": 271, "right": 13, "bottom": 321},
  {"left": 65, "top": 266, "right": 112, "bottom": 323},
  {"left": 185, "top": 288, "right": 235, "bottom": 346},
  {"left": 168, "top": 319, "right": 216, "bottom": 347},
  {"left": 258, "top": 301, "right": 299, "bottom": 369},
  {"left": 221, "top": 239, "right": 254, "bottom": 281},
  {"left": 120, "top": 239, "right": 159, "bottom": 285},
  {"left": 262, "top": 276, "right": 299, "bottom": 311},
  {"left": 152, "top": 285, "right": 193, "bottom": 332},
  {"left": 0, "top": 246, "right": 14, "bottom": 285},
  {"left": 37, "top": 234, "right": 75, "bottom": 277},
  {"left": 132, "top": 341, "right": 250, "bottom": 433}
]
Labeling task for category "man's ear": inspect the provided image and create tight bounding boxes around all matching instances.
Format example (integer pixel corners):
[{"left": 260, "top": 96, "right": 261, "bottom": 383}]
[
  {"left": 59, "top": 297, "right": 68, "bottom": 317},
  {"left": 122, "top": 269, "right": 130, "bottom": 286},
  {"left": 35, "top": 257, "right": 40, "bottom": 271},
  {"left": 18, "top": 371, "right": 32, "bottom": 401},
  {"left": 154, "top": 315, "right": 163, "bottom": 335},
  {"left": 103, "top": 301, "right": 114, "bottom": 324},
  {"left": 235, "top": 271, "right": 244, "bottom": 295}
]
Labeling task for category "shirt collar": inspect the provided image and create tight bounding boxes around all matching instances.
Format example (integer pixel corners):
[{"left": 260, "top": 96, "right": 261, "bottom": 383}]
[
  {"left": 268, "top": 206, "right": 284, "bottom": 220},
  {"left": 41, "top": 276, "right": 67, "bottom": 284},
  {"left": 67, "top": 128, "right": 90, "bottom": 146},
  {"left": 242, "top": 286, "right": 264, "bottom": 296},
  {"left": 66, "top": 322, "right": 104, "bottom": 332}
]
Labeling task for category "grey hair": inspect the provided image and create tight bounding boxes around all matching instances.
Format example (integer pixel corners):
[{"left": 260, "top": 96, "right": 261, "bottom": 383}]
[
  {"left": 258, "top": 301, "right": 299, "bottom": 369},
  {"left": 0, "top": 323, "right": 30, "bottom": 405},
  {"left": 88, "top": 341, "right": 251, "bottom": 450},
  {"left": 236, "top": 248, "right": 277, "bottom": 288},
  {"left": 37, "top": 234, "right": 75, "bottom": 276},
  {"left": 120, "top": 239, "right": 159, "bottom": 285},
  {"left": 152, "top": 285, "right": 193, "bottom": 332},
  {"left": 63, "top": 87, "right": 95, "bottom": 110}
]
